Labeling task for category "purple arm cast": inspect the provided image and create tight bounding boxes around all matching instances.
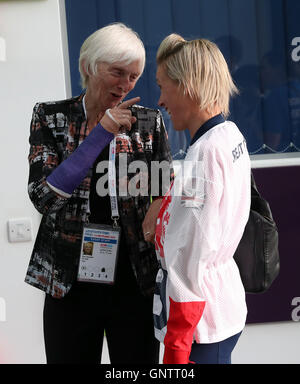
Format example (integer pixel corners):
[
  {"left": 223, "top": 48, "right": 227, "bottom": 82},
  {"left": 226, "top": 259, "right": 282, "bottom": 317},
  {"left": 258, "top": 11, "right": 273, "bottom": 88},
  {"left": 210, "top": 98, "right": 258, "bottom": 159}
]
[{"left": 46, "top": 123, "right": 114, "bottom": 195}]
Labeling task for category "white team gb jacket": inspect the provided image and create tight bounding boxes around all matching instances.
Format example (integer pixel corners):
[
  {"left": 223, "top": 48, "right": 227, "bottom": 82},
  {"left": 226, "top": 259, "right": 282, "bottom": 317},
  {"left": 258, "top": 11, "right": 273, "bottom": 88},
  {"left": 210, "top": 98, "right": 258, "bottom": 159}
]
[{"left": 154, "top": 118, "right": 251, "bottom": 364}]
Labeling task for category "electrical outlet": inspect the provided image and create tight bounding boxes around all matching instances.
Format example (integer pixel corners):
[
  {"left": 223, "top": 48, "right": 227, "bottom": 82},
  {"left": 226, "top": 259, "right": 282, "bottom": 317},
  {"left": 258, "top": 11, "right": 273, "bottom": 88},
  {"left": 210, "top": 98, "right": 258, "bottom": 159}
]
[
  {"left": 0, "top": 37, "right": 6, "bottom": 62},
  {"left": 7, "top": 218, "right": 32, "bottom": 243}
]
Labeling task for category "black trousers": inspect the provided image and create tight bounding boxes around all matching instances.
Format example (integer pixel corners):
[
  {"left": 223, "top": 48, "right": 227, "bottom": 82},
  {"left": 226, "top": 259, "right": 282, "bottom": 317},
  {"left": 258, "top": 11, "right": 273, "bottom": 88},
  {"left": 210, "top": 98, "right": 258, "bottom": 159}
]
[{"left": 43, "top": 279, "right": 160, "bottom": 364}]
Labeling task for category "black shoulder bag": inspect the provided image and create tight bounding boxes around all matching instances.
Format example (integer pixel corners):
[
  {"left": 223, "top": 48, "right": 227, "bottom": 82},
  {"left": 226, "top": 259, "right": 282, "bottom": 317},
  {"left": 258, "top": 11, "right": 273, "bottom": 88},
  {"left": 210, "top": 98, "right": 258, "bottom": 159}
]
[{"left": 233, "top": 173, "right": 280, "bottom": 293}]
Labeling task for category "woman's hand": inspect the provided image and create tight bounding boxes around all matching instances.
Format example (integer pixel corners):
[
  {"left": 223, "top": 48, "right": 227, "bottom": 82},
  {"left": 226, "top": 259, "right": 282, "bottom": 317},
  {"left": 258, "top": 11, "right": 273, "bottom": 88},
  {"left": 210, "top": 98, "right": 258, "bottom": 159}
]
[
  {"left": 100, "top": 97, "right": 140, "bottom": 135},
  {"left": 142, "top": 198, "right": 163, "bottom": 243}
]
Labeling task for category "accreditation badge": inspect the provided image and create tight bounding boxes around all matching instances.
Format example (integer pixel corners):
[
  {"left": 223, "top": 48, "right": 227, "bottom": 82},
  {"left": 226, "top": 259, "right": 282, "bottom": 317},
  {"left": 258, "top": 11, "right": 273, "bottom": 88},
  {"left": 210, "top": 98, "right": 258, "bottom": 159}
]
[{"left": 77, "top": 223, "right": 121, "bottom": 285}]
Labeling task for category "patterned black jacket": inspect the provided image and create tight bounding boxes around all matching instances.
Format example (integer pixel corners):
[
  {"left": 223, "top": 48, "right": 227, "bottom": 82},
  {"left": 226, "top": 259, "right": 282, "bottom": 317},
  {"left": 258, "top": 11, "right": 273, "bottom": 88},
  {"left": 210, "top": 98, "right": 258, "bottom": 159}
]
[{"left": 25, "top": 93, "right": 173, "bottom": 298}]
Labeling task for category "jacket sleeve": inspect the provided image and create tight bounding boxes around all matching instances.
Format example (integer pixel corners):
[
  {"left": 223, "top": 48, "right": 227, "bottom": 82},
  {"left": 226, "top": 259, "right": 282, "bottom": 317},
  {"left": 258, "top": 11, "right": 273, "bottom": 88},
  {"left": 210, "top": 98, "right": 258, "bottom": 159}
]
[
  {"left": 27, "top": 102, "right": 69, "bottom": 215},
  {"left": 163, "top": 146, "right": 225, "bottom": 364}
]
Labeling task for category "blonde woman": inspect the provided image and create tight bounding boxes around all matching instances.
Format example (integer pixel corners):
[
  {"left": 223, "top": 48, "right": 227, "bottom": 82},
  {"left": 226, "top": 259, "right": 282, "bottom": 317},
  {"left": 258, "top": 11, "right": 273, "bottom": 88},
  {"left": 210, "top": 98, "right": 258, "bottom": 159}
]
[{"left": 154, "top": 34, "right": 251, "bottom": 364}]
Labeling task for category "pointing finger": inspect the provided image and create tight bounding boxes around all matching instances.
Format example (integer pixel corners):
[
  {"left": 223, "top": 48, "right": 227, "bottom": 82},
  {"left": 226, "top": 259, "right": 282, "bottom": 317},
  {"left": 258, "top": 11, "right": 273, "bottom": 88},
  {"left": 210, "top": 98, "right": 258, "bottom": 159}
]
[{"left": 119, "top": 97, "right": 140, "bottom": 109}]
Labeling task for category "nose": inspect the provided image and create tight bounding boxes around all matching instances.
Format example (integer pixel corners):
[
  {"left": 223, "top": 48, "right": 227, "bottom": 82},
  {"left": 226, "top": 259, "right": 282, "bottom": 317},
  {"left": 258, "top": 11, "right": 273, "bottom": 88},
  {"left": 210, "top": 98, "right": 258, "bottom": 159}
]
[
  {"left": 118, "top": 80, "right": 129, "bottom": 93},
  {"left": 158, "top": 94, "right": 164, "bottom": 108},
  {"left": 118, "top": 76, "right": 135, "bottom": 94}
]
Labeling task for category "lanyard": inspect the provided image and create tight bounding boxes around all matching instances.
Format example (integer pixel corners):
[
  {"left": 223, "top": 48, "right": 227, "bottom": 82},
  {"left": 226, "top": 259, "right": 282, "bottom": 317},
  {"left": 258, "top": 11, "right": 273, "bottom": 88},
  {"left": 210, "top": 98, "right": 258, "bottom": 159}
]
[
  {"left": 86, "top": 137, "right": 119, "bottom": 227},
  {"left": 83, "top": 96, "right": 119, "bottom": 227},
  {"left": 108, "top": 138, "right": 119, "bottom": 227}
]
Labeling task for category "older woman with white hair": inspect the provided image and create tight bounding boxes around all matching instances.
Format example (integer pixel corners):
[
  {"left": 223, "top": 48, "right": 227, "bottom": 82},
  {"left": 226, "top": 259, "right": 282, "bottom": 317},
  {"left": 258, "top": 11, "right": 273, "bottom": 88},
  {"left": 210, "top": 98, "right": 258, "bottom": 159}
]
[
  {"left": 154, "top": 34, "right": 251, "bottom": 364},
  {"left": 25, "top": 23, "right": 173, "bottom": 364}
]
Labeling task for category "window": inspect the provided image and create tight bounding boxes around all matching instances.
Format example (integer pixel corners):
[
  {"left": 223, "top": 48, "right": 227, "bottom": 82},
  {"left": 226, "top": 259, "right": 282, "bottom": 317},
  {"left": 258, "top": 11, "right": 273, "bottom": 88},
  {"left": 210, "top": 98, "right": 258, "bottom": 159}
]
[{"left": 65, "top": 0, "right": 300, "bottom": 157}]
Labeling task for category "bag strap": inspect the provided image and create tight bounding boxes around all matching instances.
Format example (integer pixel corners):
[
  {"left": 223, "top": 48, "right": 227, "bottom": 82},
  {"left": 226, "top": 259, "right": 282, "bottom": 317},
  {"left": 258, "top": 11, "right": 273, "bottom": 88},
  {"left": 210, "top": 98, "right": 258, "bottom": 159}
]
[
  {"left": 251, "top": 172, "right": 260, "bottom": 198},
  {"left": 250, "top": 172, "right": 275, "bottom": 221}
]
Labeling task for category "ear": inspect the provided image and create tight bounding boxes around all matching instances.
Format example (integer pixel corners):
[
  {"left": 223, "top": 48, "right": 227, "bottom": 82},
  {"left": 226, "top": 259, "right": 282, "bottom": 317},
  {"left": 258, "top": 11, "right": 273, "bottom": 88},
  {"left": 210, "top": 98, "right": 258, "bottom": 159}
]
[{"left": 81, "top": 59, "right": 88, "bottom": 76}]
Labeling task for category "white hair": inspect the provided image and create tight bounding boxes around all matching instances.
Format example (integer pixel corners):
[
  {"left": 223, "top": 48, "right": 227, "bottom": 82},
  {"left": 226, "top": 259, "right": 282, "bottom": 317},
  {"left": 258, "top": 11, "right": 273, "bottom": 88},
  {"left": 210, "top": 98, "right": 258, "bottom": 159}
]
[{"left": 79, "top": 23, "right": 145, "bottom": 89}]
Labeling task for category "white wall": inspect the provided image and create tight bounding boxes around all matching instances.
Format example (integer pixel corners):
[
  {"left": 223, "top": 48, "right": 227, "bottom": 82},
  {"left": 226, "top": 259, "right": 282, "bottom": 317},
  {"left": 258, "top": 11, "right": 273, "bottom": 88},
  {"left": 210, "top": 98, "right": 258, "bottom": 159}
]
[
  {"left": 232, "top": 321, "right": 300, "bottom": 364},
  {"left": 0, "top": 0, "right": 69, "bottom": 363},
  {"left": 0, "top": 0, "right": 299, "bottom": 365}
]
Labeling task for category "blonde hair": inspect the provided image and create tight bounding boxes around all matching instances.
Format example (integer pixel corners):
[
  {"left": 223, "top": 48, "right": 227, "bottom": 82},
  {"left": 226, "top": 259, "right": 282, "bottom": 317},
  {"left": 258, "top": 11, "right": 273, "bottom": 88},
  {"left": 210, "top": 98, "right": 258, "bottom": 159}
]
[
  {"left": 79, "top": 23, "right": 145, "bottom": 89},
  {"left": 156, "top": 34, "right": 238, "bottom": 117}
]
